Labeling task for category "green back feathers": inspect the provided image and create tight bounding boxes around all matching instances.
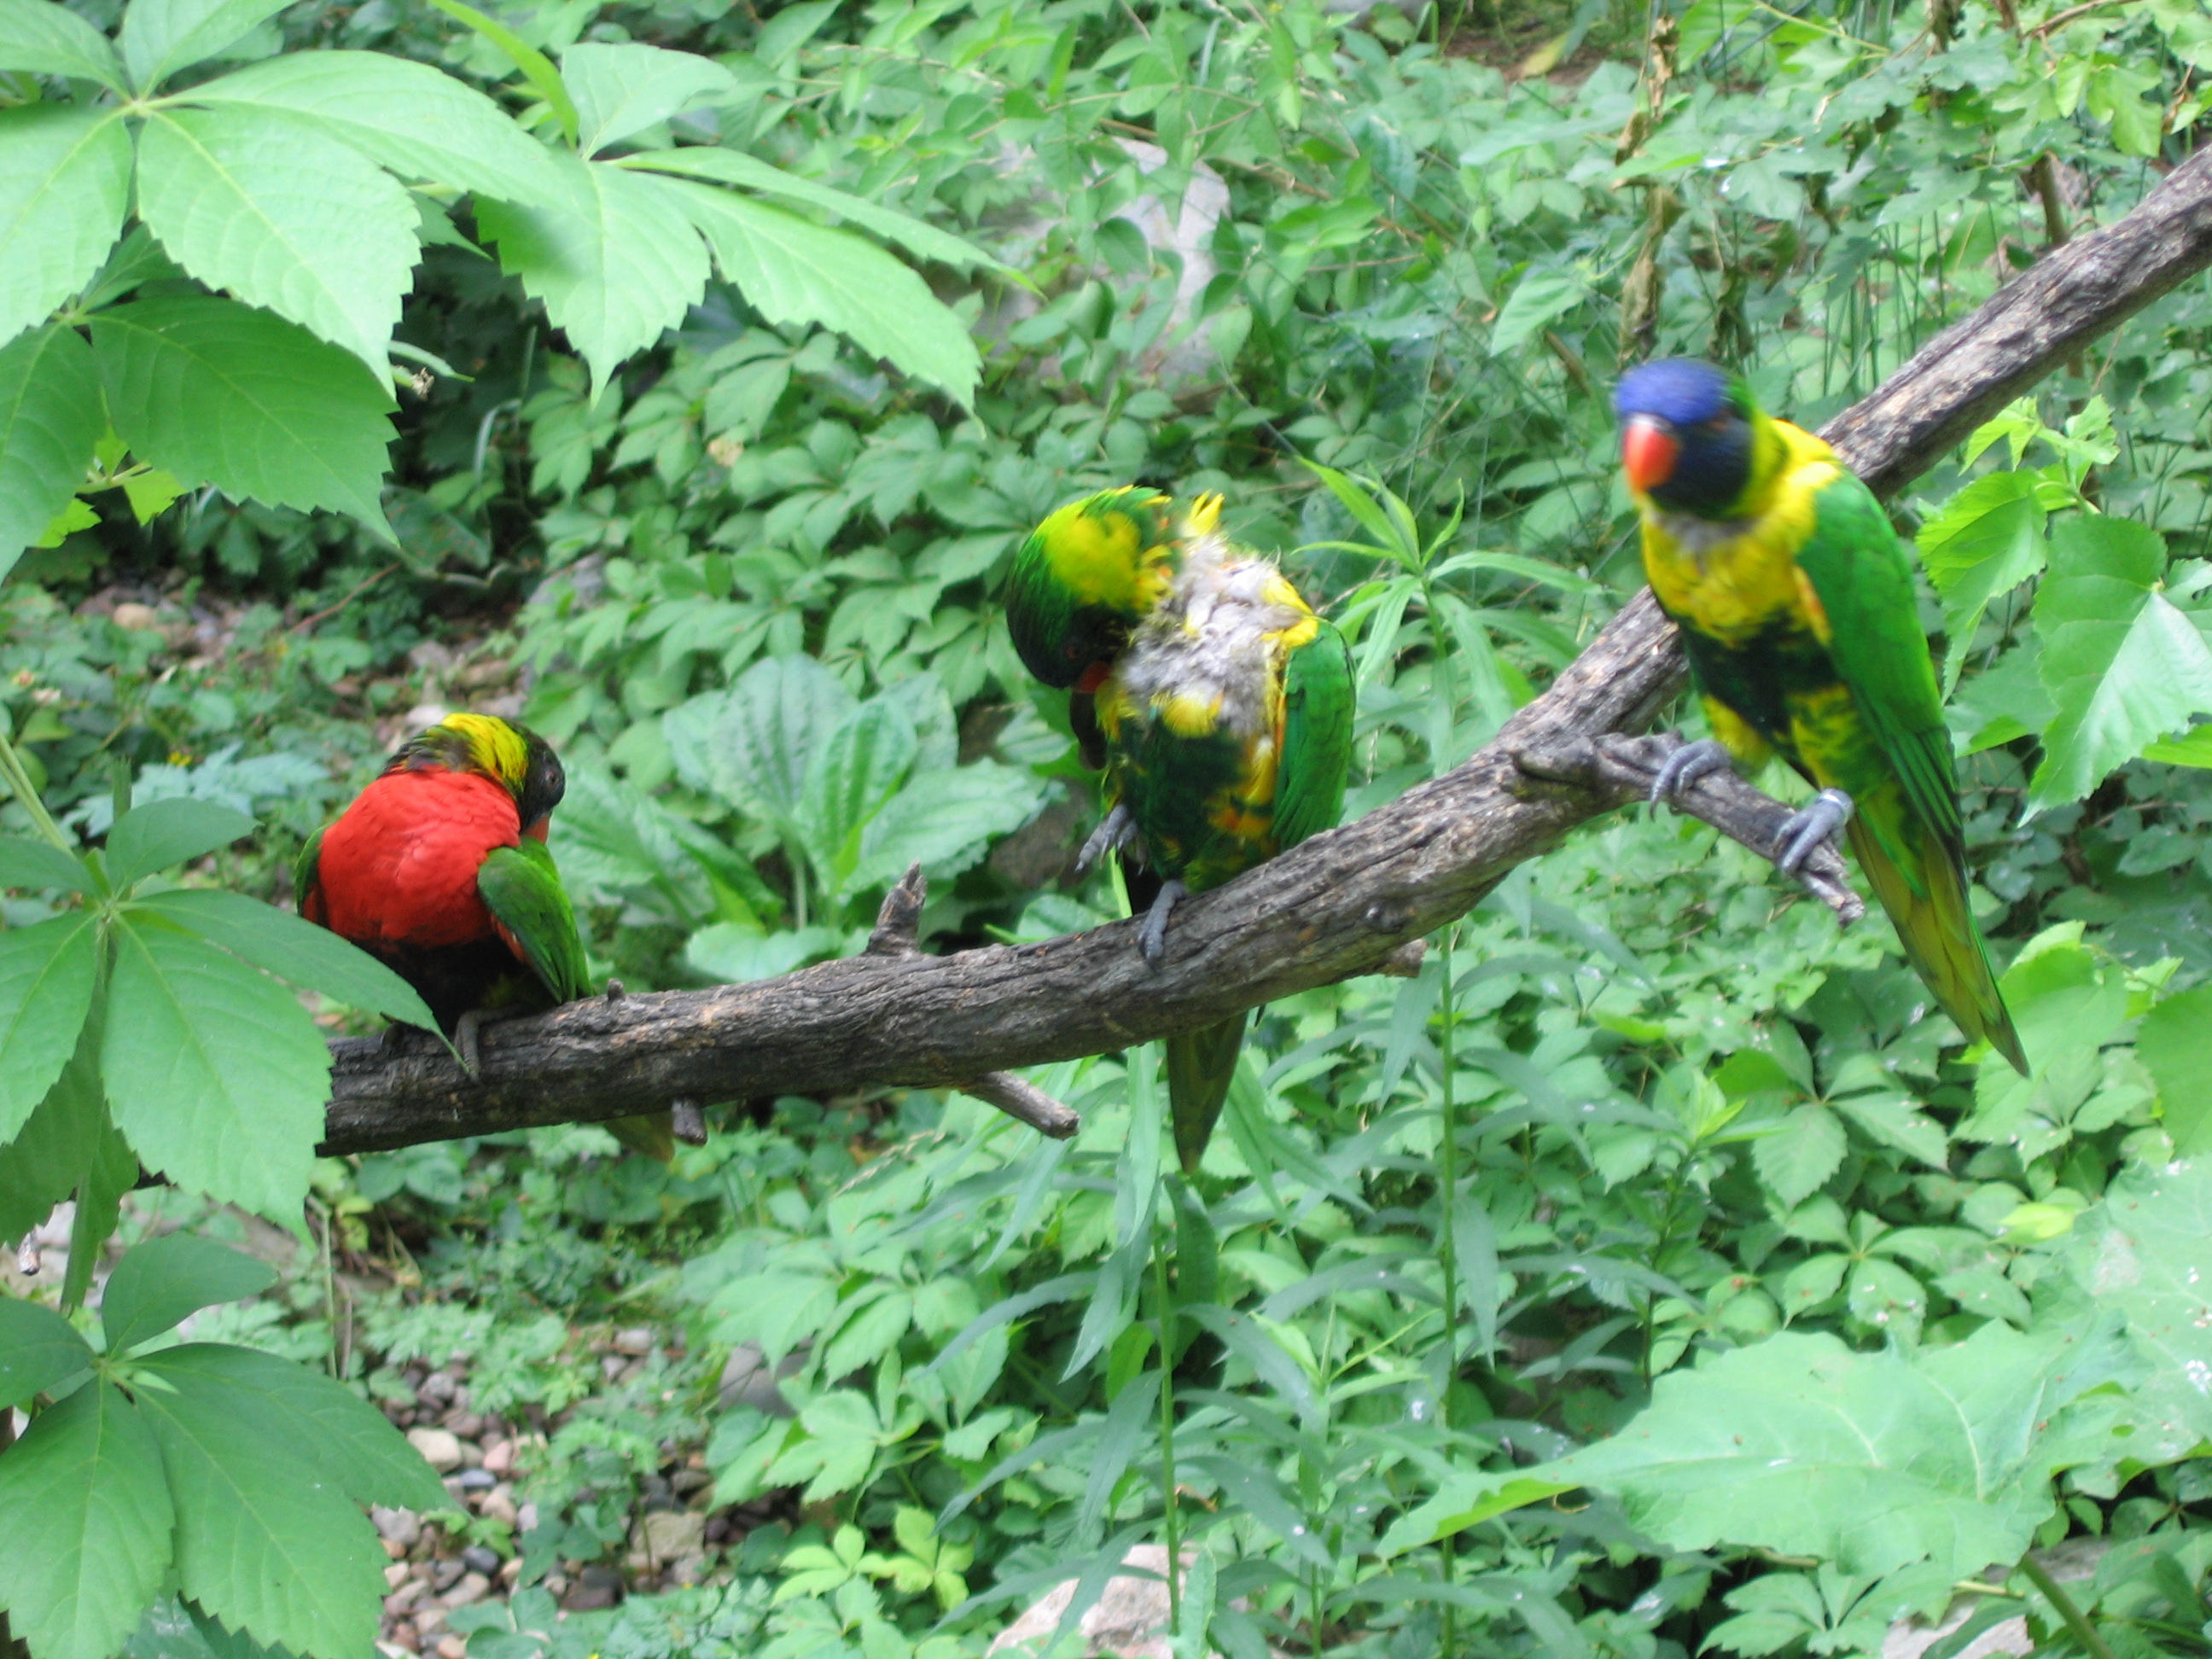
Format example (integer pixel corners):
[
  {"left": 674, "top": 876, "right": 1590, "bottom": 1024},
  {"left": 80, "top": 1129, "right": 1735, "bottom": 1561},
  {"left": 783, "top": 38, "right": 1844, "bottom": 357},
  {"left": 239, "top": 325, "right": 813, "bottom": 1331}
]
[{"left": 478, "top": 837, "right": 590, "bottom": 1004}]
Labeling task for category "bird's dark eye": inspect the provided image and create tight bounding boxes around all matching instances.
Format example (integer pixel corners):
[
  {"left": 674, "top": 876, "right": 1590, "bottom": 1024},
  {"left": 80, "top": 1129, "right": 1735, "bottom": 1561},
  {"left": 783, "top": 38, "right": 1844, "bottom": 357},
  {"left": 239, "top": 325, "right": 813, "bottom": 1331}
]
[{"left": 1063, "top": 642, "right": 1080, "bottom": 659}]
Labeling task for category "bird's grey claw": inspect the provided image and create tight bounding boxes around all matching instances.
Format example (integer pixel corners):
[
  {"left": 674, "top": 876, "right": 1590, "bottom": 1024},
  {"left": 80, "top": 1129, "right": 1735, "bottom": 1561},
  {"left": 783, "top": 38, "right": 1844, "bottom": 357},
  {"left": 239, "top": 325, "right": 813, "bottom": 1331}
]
[
  {"left": 1775, "top": 788, "right": 1854, "bottom": 875},
  {"left": 1138, "top": 880, "right": 1186, "bottom": 968},
  {"left": 1650, "top": 737, "right": 1737, "bottom": 806},
  {"left": 1075, "top": 803, "right": 1135, "bottom": 877}
]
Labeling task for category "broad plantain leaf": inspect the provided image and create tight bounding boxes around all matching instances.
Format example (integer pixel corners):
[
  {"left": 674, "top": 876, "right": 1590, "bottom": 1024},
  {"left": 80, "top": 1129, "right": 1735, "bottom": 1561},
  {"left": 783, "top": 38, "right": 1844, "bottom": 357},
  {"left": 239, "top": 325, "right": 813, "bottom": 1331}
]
[
  {"left": 0, "top": 911, "right": 100, "bottom": 1142},
  {"left": 136, "top": 107, "right": 420, "bottom": 381},
  {"left": 0, "top": 104, "right": 133, "bottom": 353},
  {"left": 0, "top": 323, "right": 104, "bottom": 580},
  {"left": 662, "top": 654, "right": 855, "bottom": 836},
  {"left": 102, "top": 919, "right": 331, "bottom": 1221},
  {"left": 125, "top": 888, "right": 438, "bottom": 1030},
  {"left": 0, "top": 1379, "right": 174, "bottom": 1659},
  {"left": 2064, "top": 1158, "right": 2212, "bottom": 1452},
  {"left": 100, "top": 1233, "right": 277, "bottom": 1354},
  {"left": 89, "top": 297, "right": 396, "bottom": 538},
  {"left": 2137, "top": 987, "right": 2212, "bottom": 1155},
  {"left": 849, "top": 763, "right": 1045, "bottom": 895}
]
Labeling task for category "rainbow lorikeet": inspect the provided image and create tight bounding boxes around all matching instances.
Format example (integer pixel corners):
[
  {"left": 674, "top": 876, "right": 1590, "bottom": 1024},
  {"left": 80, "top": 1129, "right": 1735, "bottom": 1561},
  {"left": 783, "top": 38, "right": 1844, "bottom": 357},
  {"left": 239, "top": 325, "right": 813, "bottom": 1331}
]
[
  {"left": 1615, "top": 358, "right": 2027, "bottom": 1074},
  {"left": 296, "top": 713, "right": 676, "bottom": 1158},
  {"left": 1044, "top": 492, "right": 1355, "bottom": 1172}
]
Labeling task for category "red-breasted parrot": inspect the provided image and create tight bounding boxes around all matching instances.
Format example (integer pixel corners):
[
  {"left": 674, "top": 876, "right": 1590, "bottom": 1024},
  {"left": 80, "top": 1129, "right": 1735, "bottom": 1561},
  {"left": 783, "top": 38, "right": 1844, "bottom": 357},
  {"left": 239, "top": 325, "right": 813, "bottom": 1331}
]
[
  {"left": 1066, "top": 492, "right": 1357, "bottom": 1171},
  {"left": 297, "top": 713, "right": 677, "bottom": 1156},
  {"left": 1615, "top": 358, "right": 2027, "bottom": 1074}
]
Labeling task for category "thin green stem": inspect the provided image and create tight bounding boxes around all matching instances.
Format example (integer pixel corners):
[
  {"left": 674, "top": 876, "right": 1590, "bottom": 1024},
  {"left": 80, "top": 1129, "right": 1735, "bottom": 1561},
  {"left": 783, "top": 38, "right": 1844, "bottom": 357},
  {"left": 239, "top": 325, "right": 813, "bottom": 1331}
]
[
  {"left": 2017, "top": 1555, "right": 2118, "bottom": 1659},
  {"left": 1435, "top": 924, "right": 1460, "bottom": 1659},
  {"left": 1154, "top": 1221, "right": 1182, "bottom": 1639},
  {"left": 0, "top": 725, "right": 71, "bottom": 853}
]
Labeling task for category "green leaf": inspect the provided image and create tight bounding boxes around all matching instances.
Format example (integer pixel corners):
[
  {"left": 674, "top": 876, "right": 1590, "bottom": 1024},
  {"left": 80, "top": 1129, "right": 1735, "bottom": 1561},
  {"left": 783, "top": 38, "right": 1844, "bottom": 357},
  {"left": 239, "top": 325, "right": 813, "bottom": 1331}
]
[
  {"left": 89, "top": 297, "right": 396, "bottom": 538},
  {"left": 474, "top": 152, "right": 707, "bottom": 397},
  {"left": 183, "top": 50, "right": 566, "bottom": 206},
  {"left": 2137, "top": 987, "right": 2212, "bottom": 1156},
  {"left": 120, "top": 0, "right": 288, "bottom": 90},
  {"left": 0, "top": 1293, "right": 93, "bottom": 1406},
  {"left": 562, "top": 42, "right": 740, "bottom": 157},
  {"left": 103, "top": 797, "right": 256, "bottom": 888},
  {"left": 1489, "top": 265, "right": 1587, "bottom": 353},
  {"left": 0, "top": 0, "right": 125, "bottom": 85},
  {"left": 2029, "top": 515, "right": 2212, "bottom": 811},
  {"left": 1916, "top": 472, "right": 2045, "bottom": 691},
  {"left": 142, "top": 1342, "right": 447, "bottom": 1511},
  {"left": 0, "top": 835, "right": 91, "bottom": 895},
  {"left": 663, "top": 655, "right": 855, "bottom": 837},
  {"left": 0, "top": 911, "right": 100, "bottom": 1142},
  {"left": 102, "top": 919, "right": 331, "bottom": 1221},
  {"left": 849, "top": 764, "right": 1045, "bottom": 896},
  {"left": 2141, "top": 725, "right": 2212, "bottom": 767},
  {"left": 0, "top": 323, "right": 103, "bottom": 581},
  {"left": 800, "top": 697, "right": 917, "bottom": 886},
  {"left": 125, "top": 888, "right": 438, "bottom": 1030},
  {"left": 132, "top": 1346, "right": 385, "bottom": 1659},
  {"left": 2063, "top": 1159, "right": 2212, "bottom": 1452},
  {"left": 621, "top": 146, "right": 1013, "bottom": 273},
  {"left": 0, "top": 105, "right": 133, "bottom": 352},
  {"left": 1752, "top": 1103, "right": 1845, "bottom": 1208},
  {"left": 661, "top": 180, "right": 980, "bottom": 405},
  {"left": 0, "top": 1379, "right": 173, "bottom": 1659},
  {"left": 100, "top": 1232, "right": 277, "bottom": 1354},
  {"left": 136, "top": 107, "right": 420, "bottom": 381},
  {"left": 0, "top": 1001, "right": 133, "bottom": 1269},
  {"left": 421, "top": 0, "right": 577, "bottom": 146}
]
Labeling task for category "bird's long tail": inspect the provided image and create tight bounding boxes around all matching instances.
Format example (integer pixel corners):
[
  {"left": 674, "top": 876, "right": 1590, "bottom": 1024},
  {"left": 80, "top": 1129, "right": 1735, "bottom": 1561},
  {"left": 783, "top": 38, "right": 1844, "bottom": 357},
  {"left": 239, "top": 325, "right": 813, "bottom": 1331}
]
[
  {"left": 1845, "top": 816, "right": 2027, "bottom": 1074},
  {"left": 607, "top": 1112, "right": 677, "bottom": 1162},
  {"left": 1167, "top": 1013, "right": 1249, "bottom": 1174}
]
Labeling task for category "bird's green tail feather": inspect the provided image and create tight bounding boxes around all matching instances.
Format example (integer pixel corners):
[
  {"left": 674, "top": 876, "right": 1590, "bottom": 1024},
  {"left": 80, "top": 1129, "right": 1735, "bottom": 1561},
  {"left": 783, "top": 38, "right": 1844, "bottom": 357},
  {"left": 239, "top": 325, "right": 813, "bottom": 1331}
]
[
  {"left": 1167, "top": 1013, "right": 1248, "bottom": 1175},
  {"left": 1845, "top": 817, "right": 2027, "bottom": 1074},
  {"left": 608, "top": 1112, "right": 676, "bottom": 1162}
]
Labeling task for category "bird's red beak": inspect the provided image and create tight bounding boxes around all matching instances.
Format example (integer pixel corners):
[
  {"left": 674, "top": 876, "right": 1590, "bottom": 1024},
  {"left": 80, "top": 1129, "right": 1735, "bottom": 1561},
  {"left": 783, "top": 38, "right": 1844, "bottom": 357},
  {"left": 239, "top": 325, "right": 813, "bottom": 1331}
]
[
  {"left": 1075, "top": 661, "right": 1112, "bottom": 694},
  {"left": 1621, "top": 416, "right": 1679, "bottom": 493}
]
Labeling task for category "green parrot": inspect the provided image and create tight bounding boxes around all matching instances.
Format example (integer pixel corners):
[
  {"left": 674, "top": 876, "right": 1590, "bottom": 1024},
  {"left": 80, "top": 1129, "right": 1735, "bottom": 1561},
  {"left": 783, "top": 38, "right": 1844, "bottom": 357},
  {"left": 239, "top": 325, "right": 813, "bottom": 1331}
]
[
  {"left": 1615, "top": 358, "right": 2027, "bottom": 1074},
  {"left": 1070, "top": 492, "right": 1357, "bottom": 1172}
]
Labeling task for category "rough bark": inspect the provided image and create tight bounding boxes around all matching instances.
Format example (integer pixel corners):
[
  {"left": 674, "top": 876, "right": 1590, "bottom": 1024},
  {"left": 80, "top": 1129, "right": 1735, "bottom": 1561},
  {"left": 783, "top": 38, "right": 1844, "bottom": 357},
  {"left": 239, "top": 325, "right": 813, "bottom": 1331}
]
[{"left": 318, "top": 141, "right": 2212, "bottom": 1158}]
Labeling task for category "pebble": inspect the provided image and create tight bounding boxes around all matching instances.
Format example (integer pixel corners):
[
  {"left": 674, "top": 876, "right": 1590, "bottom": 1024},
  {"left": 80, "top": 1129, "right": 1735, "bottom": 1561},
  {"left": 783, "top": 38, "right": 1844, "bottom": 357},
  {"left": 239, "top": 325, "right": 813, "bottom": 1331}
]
[
  {"left": 383, "top": 1582, "right": 426, "bottom": 1615},
  {"left": 480, "top": 1440, "right": 515, "bottom": 1476},
  {"left": 437, "top": 1640, "right": 468, "bottom": 1659},
  {"left": 479, "top": 1487, "right": 517, "bottom": 1526},
  {"left": 431, "top": 1559, "right": 466, "bottom": 1592},
  {"left": 112, "top": 603, "right": 160, "bottom": 632},
  {"left": 407, "top": 1429, "right": 464, "bottom": 1472},
  {"left": 373, "top": 1507, "right": 422, "bottom": 1548},
  {"left": 442, "top": 1572, "right": 491, "bottom": 1610},
  {"left": 612, "top": 1326, "right": 655, "bottom": 1355},
  {"left": 454, "top": 1468, "right": 496, "bottom": 1491},
  {"left": 462, "top": 1545, "right": 500, "bottom": 1575},
  {"left": 384, "top": 1565, "right": 410, "bottom": 1591}
]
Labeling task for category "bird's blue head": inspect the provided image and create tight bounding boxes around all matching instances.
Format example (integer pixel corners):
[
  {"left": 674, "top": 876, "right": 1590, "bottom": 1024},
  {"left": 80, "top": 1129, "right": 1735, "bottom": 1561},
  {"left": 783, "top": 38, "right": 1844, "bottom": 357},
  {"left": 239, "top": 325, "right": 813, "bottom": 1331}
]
[{"left": 1615, "top": 358, "right": 1763, "bottom": 518}]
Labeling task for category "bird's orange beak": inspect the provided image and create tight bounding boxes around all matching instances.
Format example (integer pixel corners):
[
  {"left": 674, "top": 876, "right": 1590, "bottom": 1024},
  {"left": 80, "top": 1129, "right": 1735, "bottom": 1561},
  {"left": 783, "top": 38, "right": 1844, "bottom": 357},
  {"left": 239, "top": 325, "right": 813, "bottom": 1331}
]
[{"left": 1621, "top": 416, "right": 1679, "bottom": 493}]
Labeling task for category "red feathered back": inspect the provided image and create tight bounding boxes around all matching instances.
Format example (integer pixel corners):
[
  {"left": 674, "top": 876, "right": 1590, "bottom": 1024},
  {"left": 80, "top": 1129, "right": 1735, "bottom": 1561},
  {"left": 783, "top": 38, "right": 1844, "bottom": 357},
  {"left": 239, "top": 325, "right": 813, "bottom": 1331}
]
[{"left": 309, "top": 768, "right": 522, "bottom": 951}]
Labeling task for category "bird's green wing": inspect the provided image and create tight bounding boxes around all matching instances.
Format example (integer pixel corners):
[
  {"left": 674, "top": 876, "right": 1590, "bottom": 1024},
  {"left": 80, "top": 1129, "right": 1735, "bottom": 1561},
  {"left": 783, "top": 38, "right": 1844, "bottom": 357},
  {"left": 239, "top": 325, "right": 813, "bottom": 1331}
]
[
  {"left": 1790, "top": 473, "right": 1960, "bottom": 849},
  {"left": 1271, "top": 617, "right": 1355, "bottom": 852},
  {"left": 477, "top": 839, "right": 590, "bottom": 1004},
  {"left": 293, "top": 824, "right": 325, "bottom": 913}
]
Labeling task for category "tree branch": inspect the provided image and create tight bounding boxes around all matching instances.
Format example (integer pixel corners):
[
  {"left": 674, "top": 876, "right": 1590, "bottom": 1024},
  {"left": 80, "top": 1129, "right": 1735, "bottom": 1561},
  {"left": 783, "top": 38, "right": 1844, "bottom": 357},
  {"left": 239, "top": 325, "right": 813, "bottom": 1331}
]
[{"left": 317, "top": 142, "right": 2212, "bottom": 1158}]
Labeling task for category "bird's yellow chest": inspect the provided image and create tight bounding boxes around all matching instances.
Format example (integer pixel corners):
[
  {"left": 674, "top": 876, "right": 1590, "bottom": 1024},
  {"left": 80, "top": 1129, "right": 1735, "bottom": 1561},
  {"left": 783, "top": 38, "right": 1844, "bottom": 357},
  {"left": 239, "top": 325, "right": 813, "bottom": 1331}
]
[{"left": 1637, "top": 459, "right": 1837, "bottom": 647}]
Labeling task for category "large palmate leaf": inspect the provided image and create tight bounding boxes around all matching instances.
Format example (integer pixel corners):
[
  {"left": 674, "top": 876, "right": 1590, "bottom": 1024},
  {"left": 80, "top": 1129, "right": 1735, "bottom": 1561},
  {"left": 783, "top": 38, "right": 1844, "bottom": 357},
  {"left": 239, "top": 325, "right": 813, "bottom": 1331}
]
[
  {"left": 1384, "top": 1320, "right": 2134, "bottom": 1579},
  {"left": 2064, "top": 1158, "right": 2212, "bottom": 1456},
  {"left": 0, "top": 323, "right": 103, "bottom": 579},
  {"left": 474, "top": 151, "right": 707, "bottom": 395},
  {"left": 133, "top": 1347, "right": 386, "bottom": 1659},
  {"left": 0, "top": 1293, "right": 92, "bottom": 1406},
  {"left": 102, "top": 918, "right": 332, "bottom": 1220},
  {"left": 659, "top": 178, "right": 979, "bottom": 405},
  {"left": 184, "top": 49, "right": 564, "bottom": 205},
  {"left": 2136, "top": 987, "right": 2212, "bottom": 1155},
  {"left": 0, "top": 911, "right": 100, "bottom": 1142},
  {"left": 88, "top": 297, "right": 396, "bottom": 538},
  {"left": 562, "top": 41, "right": 741, "bottom": 157},
  {"left": 102, "top": 798, "right": 256, "bottom": 890},
  {"left": 1917, "top": 471, "right": 2046, "bottom": 691},
  {"left": 0, "top": 1000, "right": 132, "bottom": 1263},
  {"left": 100, "top": 1233, "right": 277, "bottom": 1354},
  {"left": 2030, "top": 515, "right": 2212, "bottom": 810},
  {"left": 136, "top": 107, "right": 420, "bottom": 380},
  {"left": 126, "top": 888, "right": 438, "bottom": 1030},
  {"left": 0, "top": 104, "right": 133, "bottom": 352},
  {"left": 0, "top": 0, "right": 125, "bottom": 85},
  {"left": 120, "top": 0, "right": 289, "bottom": 90},
  {"left": 0, "top": 1380, "right": 175, "bottom": 1659}
]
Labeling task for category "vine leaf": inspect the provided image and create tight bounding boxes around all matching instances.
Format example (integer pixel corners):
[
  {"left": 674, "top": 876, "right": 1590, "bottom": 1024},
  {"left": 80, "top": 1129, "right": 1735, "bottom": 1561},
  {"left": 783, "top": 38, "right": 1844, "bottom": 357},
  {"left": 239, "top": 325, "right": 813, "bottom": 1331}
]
[
  {"left": 0, "top": 324, "right": 104, "bottom": 579},
  {"left": 1916, "top": 471, "right": 2046, "bottom": 691},
  {"left": 0, "top": 911, "right": 99, "bottom": 1142},
  {"left": 129, "top": 888, "right": 439, "bottom": 1030},
  {"left": 0, "top": 0, "right": 126, "bottom": 86},
  {"left": 2135, "top": 987, "right": 2212, "bottom": 1155},
  {"left": 562, "top": 40, "right": 741, "bottom": 157},
  {"left": 0, "top": 105, "right": 133, "bottom": 352},
  {"left": 103, "top": 798, "right": 256, "bottom": 890},
  {"left": 100, "top": 1233, "right": 278, "bottom": 1354},
  {"left": 0, "top": 1294, "right": 93, "bottom": 1407},
  {"left": 120, "top": 0, "right": 290, "bottom": 90}
]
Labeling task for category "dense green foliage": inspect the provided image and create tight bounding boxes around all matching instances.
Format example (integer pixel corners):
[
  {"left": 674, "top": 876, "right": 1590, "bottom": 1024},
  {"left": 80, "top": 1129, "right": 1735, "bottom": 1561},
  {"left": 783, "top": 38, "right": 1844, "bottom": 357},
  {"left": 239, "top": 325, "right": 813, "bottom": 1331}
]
[{"left": 4, "top": 0, "right": 2212, "bottom": 1654}]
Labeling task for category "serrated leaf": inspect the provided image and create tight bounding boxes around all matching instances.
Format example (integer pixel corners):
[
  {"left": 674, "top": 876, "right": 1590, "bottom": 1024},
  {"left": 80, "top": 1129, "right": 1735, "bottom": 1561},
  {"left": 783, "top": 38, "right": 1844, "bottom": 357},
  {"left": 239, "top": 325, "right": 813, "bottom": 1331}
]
[
  {"left": 662, "top": 180, "right": 979, "bottom": 405},
  {"left": 1489, "top": 265, "right": 1587, "bottom": 352},
  {"left": 849, "top": 764, "right": 1045, "bottom": 895},
  {"left": 131, "top": 1347, "right": 383, "bottom": 1659},
  {"left": 0, "top": 1294, "right": 93, "bottom": 1406},
  {"left": 2064, "top": 1159, "right": 2212, "bottom": 1452},
  {"left": 0, "top": 104, "right": 132, "bottom": 353},
  {"left": 1831, "top": 1091, "right": 1951, "bottom": 1170},
  {"left": 474, "top": 151, "right": 706, "bottom": 397},
  {"left": 2030, "top": 515, "right": 2212, "bottom": 810},
  {"left": 102, "top": 920, "right": 331, "bottom": 1221},
  {"left": 103, "top": 797, "right": 255, "bottom": 888},
  {"left": 126, "top": 888, "right": 438, "bottom": 1030},
  {"left": 184, "top": 50, "right": 565, "bottom": 206},
  {"left": 2136, "top": 987, "right": 2212, "bottom": 1155},
  {"left": 2142, "top": 725, "right": 2212, "bottom": 767},
  {"left": 421, "top": 0, "right": 576, "bottom": 145},
  {"left": 142, "top": 1343, "right": 447, "bottom": 1512},
  {"left": 0, "top": 0, "right": 125, "bottom": 84},
  {"left": 0, "top": 1001, "right": 132, "bottom": 1261},
  {"left": 137, "top": 107, "right": 418, "bottom": 381},
  {"left": 1917, "top": 472, "right": 2045, "bottom": 691},
  {"left": 662, "top": 654, "right": 854, "bottom": 835},
  {"left": 562, "top": 42, "right": 740, "bottom": 157},
  {"left": 0, "top": 1379, "right": 173, "bottom": 1659},
  {"left": 0, "top": 323, "right": 103, "bottom": 580},
  {"left": 0, "top": 911, "right": 100, "bottom": 1142},
  {"left": 121, "top": 0, "right": 288, "bottom": 90},
  {"left": 800, "top": 697, "right": 916, "bottom": 885},
  {"left": 89, "top": 297, "right": 396, "bottom": 538},
  {"left": 101, "top": 1233, "right": 276, "bottom": 1354},
  {"left": 0, "top": 833, "right": 91, "bottom": 901},
  {"left": 623, "top": 147, "right": 1013, "bottom": 273},
  {"left": 1752, "top": 1103, "right": 1845, "bottom": 1207}
]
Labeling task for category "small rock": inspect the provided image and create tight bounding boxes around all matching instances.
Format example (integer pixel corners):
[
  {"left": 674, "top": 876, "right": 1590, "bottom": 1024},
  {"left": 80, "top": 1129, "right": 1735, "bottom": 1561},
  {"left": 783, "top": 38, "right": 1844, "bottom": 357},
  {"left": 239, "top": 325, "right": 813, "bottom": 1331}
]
[
  {"left": 441, "top": 1572, "right": 491, "bottom": 1610},
  {"left": 436, "top": 1638, "right": 468, "bottom": 1659},
  {"left": 384, "top": 1564, "right": 410, "bottom": 1591},
  {"left": 383, "top": 1581, "right": 426, "bottom": 1615},
  {"left": 414, "top": 1608, "right": 446, "bottom": 1638},
  {"left": 445, "top": 1412, "right": 486, "bottom": 1442},
  {"left": 670, "top": 1468, "right": 712, "bottom": 1497},
  {"left": 990, "top": 1545, "right": 1210, "bottom": 1659},
  {"left": 112, "top": 603, "right": 160, "bottom": 632},
  {"left": 376, "top": 1643, "right": 416, "bottom": 1659},
  {"left": 373, "top": 1506, "right": 422, "bottom": 1548},
  {"left": 718, "top": 1342, "right": 802, "bottom": 1416},
  {"left": 499, "top": 1557, "right": 522, "bottom": 1586},
  {"left": 431, "top": 1559, "right": 466, "bottom": 1592},
  {"left": 407, "top": 1429, "right": 463, "bottom": 1473},
  {"left": 612, "top": 1326, "right": 655, "bottom": 1356},
  {"left": 641, "top": 1510, "right": 706, "bottom": 1564},
  {"left": 454, "top": 1468, "right": 496, "bottom": 1491},
  {"left": 382, "top": 1539, "right": 406, "bottom": 1561},
  {"left": 457, "top": 660, "right": 510, "bottom": 690},
  {"left": 516, "top": 1501, "right": 539, "bottom": 1533},
  {"left": 462, "top": 1545, "right": 500, "bottom": 1576},
  {"left": 480, "top": 1440, "right": 515, "bottom": 1476},
  {"left": 479, "top": 1487, "right": 518, "bottom": 1527}
]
